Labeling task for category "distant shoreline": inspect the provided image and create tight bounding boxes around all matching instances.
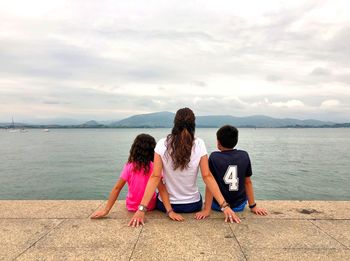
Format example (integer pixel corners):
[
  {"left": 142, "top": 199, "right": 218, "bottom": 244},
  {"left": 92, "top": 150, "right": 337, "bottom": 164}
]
[
  {"left": 1, "top": 125, "right": 350, "bottom": 129},
  {"left": 2, "top": 111, "right": 349, "bottom": 129}
]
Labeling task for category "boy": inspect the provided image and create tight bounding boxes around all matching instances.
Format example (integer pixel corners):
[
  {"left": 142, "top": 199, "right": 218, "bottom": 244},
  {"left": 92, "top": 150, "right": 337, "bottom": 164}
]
[{"left": 196, "top": 125, "right": 267, "bottom": 219}]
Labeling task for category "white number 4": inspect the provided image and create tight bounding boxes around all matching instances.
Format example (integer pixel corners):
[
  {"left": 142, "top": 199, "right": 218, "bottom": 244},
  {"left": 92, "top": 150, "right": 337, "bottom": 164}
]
[{"left": 223, "top": 165, "right": 239, "bottom": 191}]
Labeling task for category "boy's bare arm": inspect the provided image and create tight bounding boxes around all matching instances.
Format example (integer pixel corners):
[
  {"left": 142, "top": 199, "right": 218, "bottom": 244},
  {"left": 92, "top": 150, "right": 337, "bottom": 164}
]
[
  {"left": 245, "top": 177, "right": 268, "bottom": 215},
  {"left": 245, "top": 177, "right": 255, "bottom": 206}
]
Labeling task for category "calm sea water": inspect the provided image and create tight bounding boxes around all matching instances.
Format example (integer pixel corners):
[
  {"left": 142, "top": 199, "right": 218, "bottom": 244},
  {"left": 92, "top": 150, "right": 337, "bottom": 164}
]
[{"left": 0, "top": 128, "right": 349, "bottom": 200}]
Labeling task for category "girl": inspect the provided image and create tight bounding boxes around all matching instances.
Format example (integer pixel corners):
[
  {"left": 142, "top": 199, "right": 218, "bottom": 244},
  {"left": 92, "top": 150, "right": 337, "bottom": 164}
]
[
  {"left": 128, "top": 108, "right": 240, "bottom": 227},
  {"left": 91, "top": 133, "right": 157, "bottom": 218}
]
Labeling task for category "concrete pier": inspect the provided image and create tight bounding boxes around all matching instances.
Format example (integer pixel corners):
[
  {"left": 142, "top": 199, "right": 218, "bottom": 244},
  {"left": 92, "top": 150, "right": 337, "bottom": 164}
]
[{"left": 1, "top": 200, "right": 349, "bottom": 260}]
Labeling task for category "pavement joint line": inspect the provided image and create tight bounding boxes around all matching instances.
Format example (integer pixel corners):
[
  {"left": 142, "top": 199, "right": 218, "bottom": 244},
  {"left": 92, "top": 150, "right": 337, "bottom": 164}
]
[
  {"left": 308, "top": 219, "right": 350, "bottom": 250},
  {"left": 129, "top": 225, "right": 143, "bottom": 261},
  {"left": 12, "top": 218, "right": 67, "bottom": 261},
  {"left": 229, "top": 223, "right": 247, "bottom": 261}
]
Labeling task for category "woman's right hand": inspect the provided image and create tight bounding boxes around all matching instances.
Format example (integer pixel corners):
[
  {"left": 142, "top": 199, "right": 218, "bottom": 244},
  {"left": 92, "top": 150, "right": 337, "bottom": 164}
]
[
  {"left": 128, "top": 210, "right": 145, "bottom": 227},
  {"left": 223, "top": 207, "right": 241, "bottom": 223},
  {"left": 90, "top": 209, "right": 109, "bottom": 219}
]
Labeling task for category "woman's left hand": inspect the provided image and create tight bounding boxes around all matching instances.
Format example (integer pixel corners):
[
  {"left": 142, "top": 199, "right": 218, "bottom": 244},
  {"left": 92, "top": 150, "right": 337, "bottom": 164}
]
[
  {"left": 223, "top": 207, "right": 241, "bottom": 223},
  {"left": 128, "top": 210, "right": 145, "bottom": 227},
  {"left": 194, "top": 209, "right": 211, "bottom": 220}
]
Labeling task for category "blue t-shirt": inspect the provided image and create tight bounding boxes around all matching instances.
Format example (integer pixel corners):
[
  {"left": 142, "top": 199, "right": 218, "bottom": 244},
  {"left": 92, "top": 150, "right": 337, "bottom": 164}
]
[{"left": 209, "top": 149, "right": 252, "bottom": 208}]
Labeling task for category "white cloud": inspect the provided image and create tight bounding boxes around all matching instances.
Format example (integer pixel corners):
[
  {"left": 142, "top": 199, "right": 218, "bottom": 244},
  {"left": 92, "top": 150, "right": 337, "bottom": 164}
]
[
  {"left": 271, "top": 100, "right": 305, "bottom": 108},
  {"left": 320, "top": 99, "right": 341, "bottom": 109}
]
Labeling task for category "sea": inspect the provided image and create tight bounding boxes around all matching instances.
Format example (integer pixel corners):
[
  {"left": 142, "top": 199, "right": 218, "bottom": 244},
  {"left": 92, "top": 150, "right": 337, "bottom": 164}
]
[{"left": 0, "top": 128, "right": 349, "bottom": 200}]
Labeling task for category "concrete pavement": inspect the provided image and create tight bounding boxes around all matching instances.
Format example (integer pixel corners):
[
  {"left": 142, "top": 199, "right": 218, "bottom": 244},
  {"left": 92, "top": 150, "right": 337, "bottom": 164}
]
[{"left": 1, "top": 200, "right": 349, "bottom": 260}]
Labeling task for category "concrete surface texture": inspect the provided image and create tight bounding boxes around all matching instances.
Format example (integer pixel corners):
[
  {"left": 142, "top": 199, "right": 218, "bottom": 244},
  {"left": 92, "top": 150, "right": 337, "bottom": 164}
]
[{"left": 0, "top": 200, "right": 349, "bottom": 260}]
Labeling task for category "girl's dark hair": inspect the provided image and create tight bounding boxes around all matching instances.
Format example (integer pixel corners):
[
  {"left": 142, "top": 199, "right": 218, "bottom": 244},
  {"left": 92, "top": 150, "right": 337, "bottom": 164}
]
[
  {"left": 128, "top": 133, "right": 156, "bottom": 174},
  {"left": 166, "top": 107, "right": 195, "bottom": 170}
]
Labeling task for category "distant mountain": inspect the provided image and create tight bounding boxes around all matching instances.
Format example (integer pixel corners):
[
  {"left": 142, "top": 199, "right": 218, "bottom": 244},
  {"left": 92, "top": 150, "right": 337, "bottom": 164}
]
[
  {"left": 0, "top": 112, "right": 347, "bottom": 128},
  {"left": 78, "top": 120, "right": 104, "bottom": 127},
  {"left": 111, "top": 112, "right": 335, "bottom": 128},
  {"left": 324, "top": 123, "right": 350, "bottom": 128},
  {"left": 22, "top": 118, "right": 84, "bottom": 125},
  {"left": 0, "top": 122, "right": 28, "bottom": 127},
  {"left": 111, "top": 111, "right": 175, "bottom": 127},
  {"left": 196, "top": 115, "right": 334, "bottom": 128}
]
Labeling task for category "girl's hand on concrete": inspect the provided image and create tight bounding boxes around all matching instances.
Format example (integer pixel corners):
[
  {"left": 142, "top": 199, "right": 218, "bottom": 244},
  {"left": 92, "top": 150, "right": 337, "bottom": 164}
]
[
  {"left": 128, "top": 210, "right": 145, "bottom": 227},
  {"left": 90, "top": 209, "right": 109, "bottom": 219},
  {"left": 168, "top": 211, "right": 184, "bottom": 221},
  {"left": 251, "top": 206, "right": 268, "bottom": 216},
  {"left": 223, "top": 208, "right": 241, "bottom": 223},
  {"left": 194, "top": 209, "right": 211, "bottom": 220}
]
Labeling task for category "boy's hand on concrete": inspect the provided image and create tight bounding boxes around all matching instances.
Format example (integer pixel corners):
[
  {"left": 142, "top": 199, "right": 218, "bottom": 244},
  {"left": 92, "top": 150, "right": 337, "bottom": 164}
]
[
  {"left": 251, "top": 206, "right": 268, "bottom": 216},
  {"left": 194, "top": 209, "right": 211, "bottom": 220},
  {"left": 128, "top": 210, "right": 145, "bottom": 227},
  {"left": 223, "top": 208, "right": 241, "bottom": 223},
  {"left": 168, "top": 211, "right": 185, "bottom": 222},
  {"left": 90, "top": 209, "right": 109, "bottom": 219}
]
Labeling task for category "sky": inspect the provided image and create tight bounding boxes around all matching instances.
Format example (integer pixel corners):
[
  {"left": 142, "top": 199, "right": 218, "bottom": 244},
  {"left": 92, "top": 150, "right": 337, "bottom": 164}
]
[{"left": 0, "top": 0, "right": 350, "bottom": 123}]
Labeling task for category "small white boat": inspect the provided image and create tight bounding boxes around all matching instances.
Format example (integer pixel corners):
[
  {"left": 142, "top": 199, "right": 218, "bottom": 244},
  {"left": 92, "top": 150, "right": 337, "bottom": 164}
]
[{"left": 43, "top": 129, "right": 50, "bottom": 132}]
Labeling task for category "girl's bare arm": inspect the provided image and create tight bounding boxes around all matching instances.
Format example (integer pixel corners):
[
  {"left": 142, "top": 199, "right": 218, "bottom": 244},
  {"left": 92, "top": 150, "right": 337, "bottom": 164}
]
[{"left": 91, "top": 178, "right": 126, "bottom": 218}]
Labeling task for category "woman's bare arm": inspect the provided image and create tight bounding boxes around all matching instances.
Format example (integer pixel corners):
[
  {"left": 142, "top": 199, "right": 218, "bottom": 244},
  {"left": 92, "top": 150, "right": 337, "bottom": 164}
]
[
  {"left": 195, "top": 186, "right": 213, "bottom": 219},
  {"left": 128, "top": 153, "right": 163, "bottom": 226},
  {"left": 158, "top": 182, "right": 184, "bottom": 221},
  {"left": 199, "top": 155, "right": 241, "bottom": 223}
]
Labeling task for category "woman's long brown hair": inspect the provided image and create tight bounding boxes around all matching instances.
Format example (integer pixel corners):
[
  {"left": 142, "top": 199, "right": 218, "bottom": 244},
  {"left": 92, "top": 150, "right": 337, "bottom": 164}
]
[{"left": 166, "top": 108, "right": 195, "bottom": 170}]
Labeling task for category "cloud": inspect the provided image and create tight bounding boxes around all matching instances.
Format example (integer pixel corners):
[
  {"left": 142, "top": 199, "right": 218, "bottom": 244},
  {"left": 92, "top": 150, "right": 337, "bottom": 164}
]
[
  {"left": 266, "top": 75, "right": 283, "bottom": 82},
  {"left": 191, "top": 81, "right": 207, "bottom": 87},
  {"left": 320, "top": 99, "right": 340, "bottom": 109},
  {"left": 42, "top": 100, "right": 70, "bottom": 105},
  {"left": 310, "top": 67, "right": 332, "bottom": 76},
  {"left": 0, "top": 0, "right": 350, "bottom": 122},
  {"left": 271, "top": 100, "right": 305, "bottom": 108}
]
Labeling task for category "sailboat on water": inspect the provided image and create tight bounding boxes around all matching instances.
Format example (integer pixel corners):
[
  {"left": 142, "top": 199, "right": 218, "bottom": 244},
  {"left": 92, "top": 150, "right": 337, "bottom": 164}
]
[
  {"left": 8, "top": 117, "right": 28, "bottom": 133},
  {"left": 8, "top": 117, "right": 19, "bottom": 133}
]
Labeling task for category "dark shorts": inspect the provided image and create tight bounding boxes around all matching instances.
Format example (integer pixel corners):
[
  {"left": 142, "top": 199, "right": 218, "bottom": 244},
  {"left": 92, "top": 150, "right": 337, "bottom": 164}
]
[
  {"left": 211, "top": 200, "right": 247, "bottom": 212},
  {"left": 156, "top": 195, "right": 203, "bottom": 213}
]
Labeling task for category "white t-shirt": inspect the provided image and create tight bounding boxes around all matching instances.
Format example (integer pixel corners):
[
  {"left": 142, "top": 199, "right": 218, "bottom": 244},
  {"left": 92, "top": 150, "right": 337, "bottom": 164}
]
[{"left": 155, "top": 137, "right": 208, "bottom": 204}]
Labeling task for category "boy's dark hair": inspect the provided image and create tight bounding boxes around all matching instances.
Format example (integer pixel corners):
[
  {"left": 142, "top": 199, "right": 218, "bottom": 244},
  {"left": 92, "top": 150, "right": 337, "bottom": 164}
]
[
  {"left": 216, "top": 125, "right": 238, "bottom": 149},
  {"left": 128, "top": 133, "right": 156, "bottom": 174}
]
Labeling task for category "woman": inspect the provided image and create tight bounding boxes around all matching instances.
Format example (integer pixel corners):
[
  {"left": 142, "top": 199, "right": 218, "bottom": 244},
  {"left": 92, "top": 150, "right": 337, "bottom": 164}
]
[{"left": 128, "top": 108, "right": 241, "bottom": 227}]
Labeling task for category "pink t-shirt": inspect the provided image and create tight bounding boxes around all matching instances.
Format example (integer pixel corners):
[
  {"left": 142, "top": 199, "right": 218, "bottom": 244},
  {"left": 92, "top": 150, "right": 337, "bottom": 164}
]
[{"left": 120, "top": 162, "right": 156, "bottom": 211}]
